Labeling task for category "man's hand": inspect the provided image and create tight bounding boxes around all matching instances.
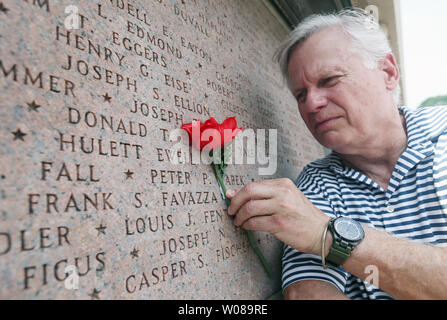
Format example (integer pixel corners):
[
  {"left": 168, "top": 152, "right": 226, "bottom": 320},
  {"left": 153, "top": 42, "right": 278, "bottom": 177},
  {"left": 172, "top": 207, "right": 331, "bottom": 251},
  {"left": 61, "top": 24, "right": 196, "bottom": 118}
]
[{"left": 226, "top": 178, "right": 330, "bottom": 256}]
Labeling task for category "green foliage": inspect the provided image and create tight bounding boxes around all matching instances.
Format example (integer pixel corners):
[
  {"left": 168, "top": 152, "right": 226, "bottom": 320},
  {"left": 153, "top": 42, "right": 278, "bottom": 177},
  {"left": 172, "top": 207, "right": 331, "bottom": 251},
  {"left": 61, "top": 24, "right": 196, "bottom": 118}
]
[{"left": 419, "top": 95, "right": 447, "bottom": 108}]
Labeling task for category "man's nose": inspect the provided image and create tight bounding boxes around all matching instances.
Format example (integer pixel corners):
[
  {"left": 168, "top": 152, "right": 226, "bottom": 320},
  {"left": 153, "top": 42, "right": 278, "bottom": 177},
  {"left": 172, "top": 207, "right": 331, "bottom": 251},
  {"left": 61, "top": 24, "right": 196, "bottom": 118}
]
[{"left": 302, "top": 87, "right": 328, "bottom": 112}]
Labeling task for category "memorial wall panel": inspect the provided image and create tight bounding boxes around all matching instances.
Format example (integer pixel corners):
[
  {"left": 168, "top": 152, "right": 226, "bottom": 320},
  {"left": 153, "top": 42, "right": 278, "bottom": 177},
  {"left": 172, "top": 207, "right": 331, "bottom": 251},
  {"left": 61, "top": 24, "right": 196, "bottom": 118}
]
[{"left": 0, "top": 0, "right": 324, "bottom": 299}]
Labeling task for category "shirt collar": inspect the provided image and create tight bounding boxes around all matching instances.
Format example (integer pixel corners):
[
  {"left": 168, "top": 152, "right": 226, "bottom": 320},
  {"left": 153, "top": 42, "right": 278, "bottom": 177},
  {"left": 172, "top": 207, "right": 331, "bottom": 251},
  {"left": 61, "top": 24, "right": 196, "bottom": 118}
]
[
  {"left": 328, "top": 106, "right": 435, "bottom": 186},
  {"left": 399, "top": 106, "right": 434, "bottom": 155}
]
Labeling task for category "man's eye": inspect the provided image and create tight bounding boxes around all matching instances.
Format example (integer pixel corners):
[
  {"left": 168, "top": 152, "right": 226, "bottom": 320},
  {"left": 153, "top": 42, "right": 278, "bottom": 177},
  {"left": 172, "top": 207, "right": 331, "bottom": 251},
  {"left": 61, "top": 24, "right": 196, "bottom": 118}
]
[
  {"left": 296, "top": 91, "right": 306, "bottom": 103},
  {"left": 320, "top": 76, "right": 340, "bottom": 87}
]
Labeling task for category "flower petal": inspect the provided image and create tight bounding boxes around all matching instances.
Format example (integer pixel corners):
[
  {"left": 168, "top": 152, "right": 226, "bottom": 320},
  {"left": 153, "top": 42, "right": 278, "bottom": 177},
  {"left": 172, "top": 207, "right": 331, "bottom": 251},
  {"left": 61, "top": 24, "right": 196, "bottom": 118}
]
[
  {"left": 203, "top": 117, "right": 219, "bottom": 129},
  {"left": 181, "top": 122, "right": 193, "bottom": 135},
  {"left": 222, "top": 116, "right": 237, "bottom": 130},
  {"left": 181, "top": 117, "right": 242, "bottom": 151}
]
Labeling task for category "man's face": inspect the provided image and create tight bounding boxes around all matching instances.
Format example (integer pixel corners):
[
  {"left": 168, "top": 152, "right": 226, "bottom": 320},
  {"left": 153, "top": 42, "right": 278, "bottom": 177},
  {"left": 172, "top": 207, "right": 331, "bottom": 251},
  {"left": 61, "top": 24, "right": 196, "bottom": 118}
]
[{"left": 288, "top": 27, "right": 397, "bottom": 154}]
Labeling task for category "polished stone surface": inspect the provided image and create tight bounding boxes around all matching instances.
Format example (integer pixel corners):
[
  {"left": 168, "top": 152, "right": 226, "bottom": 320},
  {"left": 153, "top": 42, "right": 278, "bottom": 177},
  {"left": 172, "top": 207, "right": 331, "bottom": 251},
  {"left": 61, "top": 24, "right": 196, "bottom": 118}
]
[{"left": 0, "top": 0, "right": 324, "bottom": 299}]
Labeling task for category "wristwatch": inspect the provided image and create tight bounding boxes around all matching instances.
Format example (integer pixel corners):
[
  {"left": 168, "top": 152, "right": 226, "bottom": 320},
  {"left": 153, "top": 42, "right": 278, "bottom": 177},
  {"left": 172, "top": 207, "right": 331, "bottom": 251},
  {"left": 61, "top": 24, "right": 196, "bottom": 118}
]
[{"left": 325, "top": 216, "right": 365, "bottom": 268}]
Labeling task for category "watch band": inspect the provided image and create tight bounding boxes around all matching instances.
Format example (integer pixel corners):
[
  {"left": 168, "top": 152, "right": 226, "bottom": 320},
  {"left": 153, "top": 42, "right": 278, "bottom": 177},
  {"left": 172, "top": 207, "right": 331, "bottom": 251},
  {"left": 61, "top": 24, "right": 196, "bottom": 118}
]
[
  {"left": 325, "top": 241, "right": 352, "bottom": 268},
  {"left": 321, "top": 217, "right": 364, "bottom": 269}
]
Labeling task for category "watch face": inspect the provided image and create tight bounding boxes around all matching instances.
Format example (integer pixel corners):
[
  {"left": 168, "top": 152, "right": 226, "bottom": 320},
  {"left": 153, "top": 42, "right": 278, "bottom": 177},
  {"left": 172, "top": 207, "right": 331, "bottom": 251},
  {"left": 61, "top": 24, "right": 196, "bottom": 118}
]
[{"left": 334, "top": 217, "right": 364, "bottom": 241}]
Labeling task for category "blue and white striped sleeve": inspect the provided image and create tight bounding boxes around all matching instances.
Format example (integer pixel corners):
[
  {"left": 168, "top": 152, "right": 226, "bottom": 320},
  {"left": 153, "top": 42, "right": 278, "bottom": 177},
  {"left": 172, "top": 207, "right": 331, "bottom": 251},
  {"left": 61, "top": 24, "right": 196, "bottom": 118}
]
[{"left": 281, "top": 169, "right": 349, "bottom": 295}]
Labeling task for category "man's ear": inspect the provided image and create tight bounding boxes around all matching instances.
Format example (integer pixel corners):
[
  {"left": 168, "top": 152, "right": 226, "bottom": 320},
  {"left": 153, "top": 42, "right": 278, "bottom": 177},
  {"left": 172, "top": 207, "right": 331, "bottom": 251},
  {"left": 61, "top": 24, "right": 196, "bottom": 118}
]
[{"left": 378, "top": 53, "right": 400, "bottom": 91}]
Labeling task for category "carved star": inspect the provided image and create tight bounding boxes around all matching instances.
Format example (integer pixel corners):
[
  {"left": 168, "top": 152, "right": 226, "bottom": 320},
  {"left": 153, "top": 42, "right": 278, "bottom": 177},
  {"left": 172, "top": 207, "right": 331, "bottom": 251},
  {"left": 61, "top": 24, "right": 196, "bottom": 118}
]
[
  {"left": 130, "top": 247, "right": 139, "bottom": 259},
  {"left": 27, "top": 100, "right": 41, "bottom": 112},
  {"left": 198, "top": 63, "right": 202, "bottom": 69},
  {"left": 0, "top": 2, "right": 9, "bottom": 13},
  {"left": 102, "top": 92, "right": 112, "bottom": 103},
  {"left": 88, "top": 288, "right": 101, "bottom": 300},
  {"left": 124, "top": 169, "right": 134, "bottom": 179},
  {"left": 204, "top": 93, "right": 209, "bottom": 99},
  {"left": 11, "top": 129, "right": 26, "bottom": 141},
  {"left": 95, "top": 223, "right": 106, "bottom": 235},
  {"left": 185, "top": 69, "right": 190, "bottom": 76}
]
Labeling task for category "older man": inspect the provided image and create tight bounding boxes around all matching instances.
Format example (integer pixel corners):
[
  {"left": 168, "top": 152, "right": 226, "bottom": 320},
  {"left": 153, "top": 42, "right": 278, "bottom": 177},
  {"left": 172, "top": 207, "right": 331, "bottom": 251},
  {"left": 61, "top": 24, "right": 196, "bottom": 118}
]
[{"left": 226, "top": 9, "right": 447, "bottom": 299}]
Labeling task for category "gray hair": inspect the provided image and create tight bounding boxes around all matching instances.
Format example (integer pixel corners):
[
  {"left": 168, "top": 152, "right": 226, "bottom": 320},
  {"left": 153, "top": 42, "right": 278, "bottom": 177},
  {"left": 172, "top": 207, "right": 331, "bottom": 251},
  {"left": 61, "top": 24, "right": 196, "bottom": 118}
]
[{"left": 275, "top": 8, "right": 401, "bottom": 105}]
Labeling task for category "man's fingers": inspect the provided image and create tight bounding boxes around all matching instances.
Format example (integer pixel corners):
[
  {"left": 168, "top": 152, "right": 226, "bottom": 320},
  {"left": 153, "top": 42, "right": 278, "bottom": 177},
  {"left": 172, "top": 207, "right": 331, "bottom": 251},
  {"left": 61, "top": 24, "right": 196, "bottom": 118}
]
[
  {"left": 227, "top": 182, "right": 278, "bottom": 216},
  {"left": 233, "top": 198, "right": 277, "bottom": 227},
  {"left": 226, "top": 188, "right": 239, "bottom": 199},
  {"left": 227, "top": 178, "right": 296, "bottom": 219},
  {"left": 240, "top": 215, "right": 277, "bottom": 234}
]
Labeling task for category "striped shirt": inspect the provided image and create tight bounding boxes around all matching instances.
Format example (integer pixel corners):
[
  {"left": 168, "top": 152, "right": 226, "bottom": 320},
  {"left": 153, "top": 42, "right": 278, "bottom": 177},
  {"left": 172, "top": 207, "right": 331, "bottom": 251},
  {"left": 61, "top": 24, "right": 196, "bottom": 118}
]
[{"left": 282, "top": 105, "right": 447, "bottom": 300}]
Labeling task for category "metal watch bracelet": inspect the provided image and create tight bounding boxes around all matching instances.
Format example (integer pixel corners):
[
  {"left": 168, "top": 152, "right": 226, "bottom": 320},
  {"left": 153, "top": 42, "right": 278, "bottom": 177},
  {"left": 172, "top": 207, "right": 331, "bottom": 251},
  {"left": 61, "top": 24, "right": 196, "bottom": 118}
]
[{"left": 321, "top": 218, "right": 332, "bottom": 269}]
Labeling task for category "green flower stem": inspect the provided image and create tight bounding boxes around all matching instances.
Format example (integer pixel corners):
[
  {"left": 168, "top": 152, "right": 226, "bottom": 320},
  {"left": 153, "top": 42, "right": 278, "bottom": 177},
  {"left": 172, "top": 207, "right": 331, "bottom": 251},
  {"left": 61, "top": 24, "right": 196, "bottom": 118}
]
[
  {"left": 245, "top": 228, "right": 274, "bottom": 279},
  {"left": 212, "top": 161, "right": 273, "bottom": 279},
  {"left": 213, "top": 162, "right": 231, "bottom": 208}
]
